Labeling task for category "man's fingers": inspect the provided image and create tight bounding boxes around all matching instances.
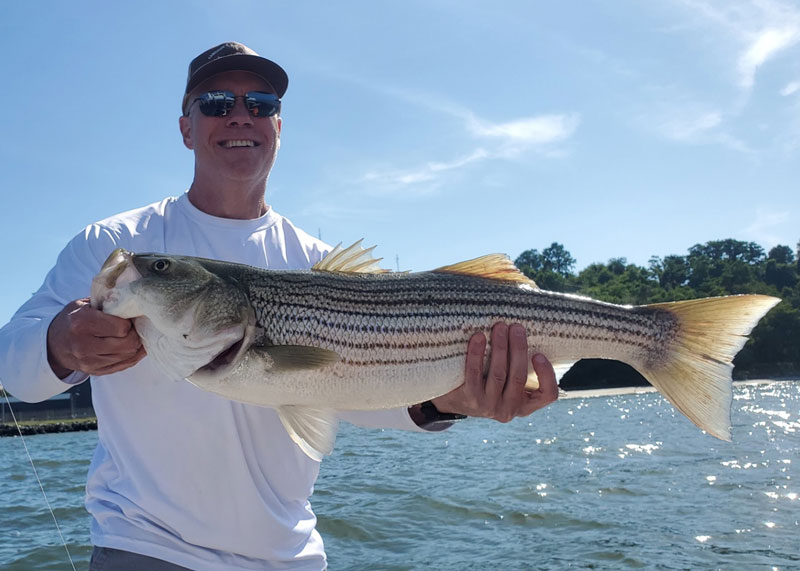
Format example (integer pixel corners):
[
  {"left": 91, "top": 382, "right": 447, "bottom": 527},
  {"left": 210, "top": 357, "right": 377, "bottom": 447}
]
[
  {"left": 433, "top": 327, "right": 559, "bottom": 421},
  {"left": 93, "top": 346, "right": 148, "bottom": 376},
  {"left": 496, "top": 324, "right": 529, "bottom": 421},
  {"left": 95, "top": 328, "right": 143, "bottom": 356},
  {"left": 72, "top": 327, "right": 142, "bottom": 362},
  {"left": 532, "top": 353, "right": 558, "bottom": 396},
  {"left": 483, "top": 323, "right": 509, "bottom": 410},
  {"left": 77, "top": 307, "right": 136, "bottom": 338},
  {"left": 463, "top": 331, "right": 487, "bottom": 404},
  {"left": 518, "top": 354, "right": 559, "bottom": 416},
  {"left": 48, "top": 298, "right": 143, "bottom": 378}
]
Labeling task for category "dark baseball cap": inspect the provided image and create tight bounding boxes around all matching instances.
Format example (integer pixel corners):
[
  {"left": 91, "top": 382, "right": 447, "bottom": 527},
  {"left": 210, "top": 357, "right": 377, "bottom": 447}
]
[{"left": 182, "top": 42, "right": 288, "bottom": 113}]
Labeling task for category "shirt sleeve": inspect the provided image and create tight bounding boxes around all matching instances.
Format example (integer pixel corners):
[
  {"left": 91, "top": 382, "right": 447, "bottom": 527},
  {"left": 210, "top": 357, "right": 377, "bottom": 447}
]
[
  {"left": 0, "top": 225, "right": 119, "bottom": 402},
  {"left": 338, "top": 408, "right": 434, "bottom": 433}
]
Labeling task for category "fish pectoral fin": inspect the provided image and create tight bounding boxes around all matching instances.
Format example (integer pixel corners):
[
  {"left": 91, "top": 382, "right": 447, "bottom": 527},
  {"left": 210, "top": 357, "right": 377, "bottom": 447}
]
[
  {"left": 258, "top": 345, "right": 341, "bottom": 371},
  {"left": 524, "top": 359, "right": 576, "bottom": 390},
  {"left": 434, "top": 255, "right": 538, "bottom": 288},
  {"left": 277, "top": 406, "right": 339, "bottom": 461}
]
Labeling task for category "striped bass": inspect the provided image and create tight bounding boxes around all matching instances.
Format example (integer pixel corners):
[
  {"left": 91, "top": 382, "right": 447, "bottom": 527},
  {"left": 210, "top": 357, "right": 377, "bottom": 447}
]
[{"left": 90, "top": 242, "right": 780, "bottom": 460}]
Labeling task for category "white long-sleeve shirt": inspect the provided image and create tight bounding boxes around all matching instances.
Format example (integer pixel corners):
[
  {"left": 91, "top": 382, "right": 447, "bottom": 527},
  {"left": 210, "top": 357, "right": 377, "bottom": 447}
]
[{"left": 0, "top": 193, "right": 427, "bottom": 570}]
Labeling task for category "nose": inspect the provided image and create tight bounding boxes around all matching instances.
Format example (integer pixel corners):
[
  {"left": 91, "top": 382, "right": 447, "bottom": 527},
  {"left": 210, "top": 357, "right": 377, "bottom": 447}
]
[{"left": 225, "top": 96, "right": 254, "bottom": 127}]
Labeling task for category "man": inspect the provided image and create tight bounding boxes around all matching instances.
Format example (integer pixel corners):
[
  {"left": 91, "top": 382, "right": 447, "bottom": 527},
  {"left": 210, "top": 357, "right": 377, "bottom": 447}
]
[{"left": 0, "top": 42, "right": 558, "bottom": 570}]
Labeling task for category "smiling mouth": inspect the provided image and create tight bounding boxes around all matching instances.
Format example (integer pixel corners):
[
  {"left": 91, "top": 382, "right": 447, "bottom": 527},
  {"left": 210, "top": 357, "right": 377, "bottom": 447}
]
[{"left": 219, "top": 140, "right": 259, "bottom": 148}]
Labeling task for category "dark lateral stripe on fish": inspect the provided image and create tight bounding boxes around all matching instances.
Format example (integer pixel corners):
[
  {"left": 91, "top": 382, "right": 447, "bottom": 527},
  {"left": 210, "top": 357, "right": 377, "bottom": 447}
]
[
  {"left": 250, "top": 282, "right": 664, "bottom": 327},
  {"left": 251, "top": 287, "right": 665, "bottom": 327},
  {"left": 249, "top": 271, "right": 623, "bottom": 314},
  {"left": 267, "top": 308, "right": 664, "bottom": 341}
]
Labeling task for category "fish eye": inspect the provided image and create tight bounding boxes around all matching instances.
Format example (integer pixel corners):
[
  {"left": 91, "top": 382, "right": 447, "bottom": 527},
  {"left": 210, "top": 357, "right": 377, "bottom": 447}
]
[{"left": 152, "top": 259, "right": 170, "bottom": 272}]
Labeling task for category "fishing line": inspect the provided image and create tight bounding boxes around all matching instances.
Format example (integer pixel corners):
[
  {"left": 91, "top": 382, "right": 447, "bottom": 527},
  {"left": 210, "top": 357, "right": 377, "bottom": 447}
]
[{"left": 2, "top": 388, "right": 77, "bottom": 571}]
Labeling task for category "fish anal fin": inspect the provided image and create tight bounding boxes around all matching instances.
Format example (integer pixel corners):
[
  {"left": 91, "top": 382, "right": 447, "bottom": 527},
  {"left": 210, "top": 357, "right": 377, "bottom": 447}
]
[
  {"left": 259, "top": 345, "right": 341, "bottom": 371},
  {"left": 277, "top": 406, "right": 339, "bottom": 461},
  {"left": 434, "top": 254, "right": 538, "bottom": 288},
  {"left": 312, "top": 240, "right": 388, "bottom": 274}
]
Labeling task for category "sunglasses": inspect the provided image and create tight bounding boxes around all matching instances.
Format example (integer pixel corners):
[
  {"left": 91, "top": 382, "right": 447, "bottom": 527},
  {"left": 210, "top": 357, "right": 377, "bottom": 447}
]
[{"left": 188, "top": 90, "right": 281, "bottom": 118}]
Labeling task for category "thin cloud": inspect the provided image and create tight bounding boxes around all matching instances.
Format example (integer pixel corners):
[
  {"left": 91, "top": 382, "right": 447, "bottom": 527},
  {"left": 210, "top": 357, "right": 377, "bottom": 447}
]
[
  {"left": 317, "top": 72, "right": 580, "bottom": 197},
  {"left": 468, "top": 114, "right": 580, "bottom": 144},
  {"left": 354, "top": 81, "right": 581, "bottom": 149},
  {"left": 356, "top": 112, "right": 579, "bottom": 197},
  {"left": 427, "top": 149, "right": 491, "bottom": 172},
  {"left": 624, "top": 1, "right": 800, "bottom": 152},
  {"left": 738, "top": 27, "right": 800, "bottom": 88},
  {"left": 780, "top": 80, "right": 800, "bottom": 96},
  {"left": 643, "top": 96, "right": 752, "bottom": 151},
  {"left": 360, "top": 149, "right": 489, "bottom": 195},
  {"left": 660, "top": 111, "right": 723, "bottom": 141},
  {"left": 679, "top": 0, "right": 800, "bottom": 91}
]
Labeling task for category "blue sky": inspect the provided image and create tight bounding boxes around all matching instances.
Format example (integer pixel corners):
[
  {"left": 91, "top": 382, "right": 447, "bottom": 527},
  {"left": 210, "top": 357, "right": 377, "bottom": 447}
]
[{"left": 1, "top": 0, "right": 799, "bottom": 324}]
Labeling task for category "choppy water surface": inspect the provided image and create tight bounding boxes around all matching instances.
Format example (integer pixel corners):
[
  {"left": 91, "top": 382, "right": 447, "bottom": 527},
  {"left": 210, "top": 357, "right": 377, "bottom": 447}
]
[{"left": 1, "top": 381, "right": 797, "bottom": 570}]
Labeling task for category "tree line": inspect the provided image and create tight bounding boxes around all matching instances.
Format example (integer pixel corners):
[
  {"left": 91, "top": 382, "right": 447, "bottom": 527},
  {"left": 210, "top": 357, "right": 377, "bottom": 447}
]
[{"left": 514, "top": 239, "right": 799, "bottom": 387}]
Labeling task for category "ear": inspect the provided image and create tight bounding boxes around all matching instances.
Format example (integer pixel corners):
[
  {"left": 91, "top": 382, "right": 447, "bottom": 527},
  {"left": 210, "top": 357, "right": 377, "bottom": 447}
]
[
  {"left": 179, "top": 115, "right": 194, "bottom": 150},
  {"left": 276, "top": 116, "right": 282, "bottom": 149}
]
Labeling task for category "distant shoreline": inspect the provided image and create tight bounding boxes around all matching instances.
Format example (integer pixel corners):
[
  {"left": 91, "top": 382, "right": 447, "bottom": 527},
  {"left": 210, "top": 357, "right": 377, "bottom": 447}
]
[
  {"left": 0, "top": 417, "right": 96, "bottom": 437},
  {"left": 560, "top": 378, "right": 795, "bottom": 399},
  {"left": 2, "top": 379, "right": 796, "bottom": 437}
]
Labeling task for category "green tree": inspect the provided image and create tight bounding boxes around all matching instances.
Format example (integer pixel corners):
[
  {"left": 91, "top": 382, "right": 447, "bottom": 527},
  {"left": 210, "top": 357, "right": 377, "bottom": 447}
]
[
  {"left": 541, "top": 242, "right": 576, "bottom": 277},
  {"left": 765, "top": 259, "right": 798, "bottom": 291},
  {"left": 768, "top": 245, "right": 795, "bottom": 265},
  {"left": 514, "top": 249, "right": 543, "bottom": 274},
  {"left": 796, "top": 240, "right": 800, "bottom": 272},
  {"left": 736, "top": 301, "right": 800, "bottom": 376},
  {"left": 515, "top": 243, "right": 576, "bottom": 291},
  {"left": 650, "top": 255, "right": 689, "bottom": 289},
  {"left": 689, "top": 239, "right": 765, "bottom": 264}
]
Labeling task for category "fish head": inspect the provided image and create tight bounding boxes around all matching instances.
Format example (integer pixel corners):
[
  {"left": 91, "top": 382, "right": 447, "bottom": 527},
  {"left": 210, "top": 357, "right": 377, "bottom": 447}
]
[{"left": 91, "top": 249, "right": 256, "bottom": 381}]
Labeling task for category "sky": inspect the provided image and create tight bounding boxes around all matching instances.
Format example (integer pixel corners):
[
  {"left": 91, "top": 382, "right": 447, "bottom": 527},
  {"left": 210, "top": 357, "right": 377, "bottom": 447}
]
[{"left": 1, "top": 0, "right": 799, "bottom": 324}]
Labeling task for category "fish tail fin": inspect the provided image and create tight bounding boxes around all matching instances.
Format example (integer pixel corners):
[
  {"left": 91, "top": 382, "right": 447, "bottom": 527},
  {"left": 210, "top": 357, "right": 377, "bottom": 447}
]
[{"left": 638, "top": 295, "right": 780, "bottom": 441}]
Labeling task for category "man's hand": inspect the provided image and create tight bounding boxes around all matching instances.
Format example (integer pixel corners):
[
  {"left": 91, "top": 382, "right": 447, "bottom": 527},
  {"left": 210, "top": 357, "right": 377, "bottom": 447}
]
[
  {"left": 47, "top": 298, "right": 146, "bottom": 378},
  {"left": 431, "top": 323, "right": 558, "bottom": 422}
]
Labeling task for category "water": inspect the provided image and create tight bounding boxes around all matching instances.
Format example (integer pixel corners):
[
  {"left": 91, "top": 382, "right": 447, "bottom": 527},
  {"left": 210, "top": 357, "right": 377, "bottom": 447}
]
[{"left": 1, "top": 381, "right": 798, "bottom": 570}]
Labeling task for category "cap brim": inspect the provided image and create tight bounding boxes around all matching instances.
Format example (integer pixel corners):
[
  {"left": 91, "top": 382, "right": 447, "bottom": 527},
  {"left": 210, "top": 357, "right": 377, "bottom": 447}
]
[{"left": 185, "top": 54, "right": 288, "bottom": 98}]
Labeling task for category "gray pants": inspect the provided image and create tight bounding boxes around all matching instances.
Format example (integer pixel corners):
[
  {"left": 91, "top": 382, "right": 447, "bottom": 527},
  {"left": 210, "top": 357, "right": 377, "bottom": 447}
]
[{"left": 89, "top": 546, "right": 191, "bottom": 570}]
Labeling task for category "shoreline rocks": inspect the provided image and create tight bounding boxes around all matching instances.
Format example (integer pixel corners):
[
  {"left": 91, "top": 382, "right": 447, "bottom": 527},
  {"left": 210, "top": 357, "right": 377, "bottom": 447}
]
[{"left": 0, "top": 419, "right": 97, "bottom": 437}]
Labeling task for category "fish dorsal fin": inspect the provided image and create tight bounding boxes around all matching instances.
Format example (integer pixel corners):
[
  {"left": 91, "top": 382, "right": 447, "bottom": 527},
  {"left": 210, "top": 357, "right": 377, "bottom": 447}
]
[
  {"left": 312, "top": 240, "right": 388, "bottom": 274},
  {"left": 434, "top": 254, "right": 538, "bottom": 287}
]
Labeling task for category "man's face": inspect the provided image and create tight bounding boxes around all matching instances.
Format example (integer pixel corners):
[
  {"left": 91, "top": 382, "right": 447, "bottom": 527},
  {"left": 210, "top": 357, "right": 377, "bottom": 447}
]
[{"left": 179, "top": 71, "right": 282, "bottom": 184}]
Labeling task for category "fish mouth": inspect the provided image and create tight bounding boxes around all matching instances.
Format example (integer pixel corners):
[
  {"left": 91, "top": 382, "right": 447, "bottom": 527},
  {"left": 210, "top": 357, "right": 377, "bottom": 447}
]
[{"left": 90, "top": 249, "right": 141, "bottom": 312}]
